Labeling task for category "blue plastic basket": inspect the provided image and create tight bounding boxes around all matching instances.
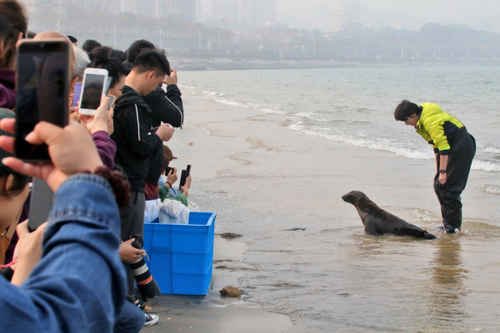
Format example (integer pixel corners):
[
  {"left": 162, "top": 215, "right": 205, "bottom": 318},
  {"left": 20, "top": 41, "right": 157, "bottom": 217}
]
[{"left": 144, "top": 212, "right": 216, "bottom": 295}]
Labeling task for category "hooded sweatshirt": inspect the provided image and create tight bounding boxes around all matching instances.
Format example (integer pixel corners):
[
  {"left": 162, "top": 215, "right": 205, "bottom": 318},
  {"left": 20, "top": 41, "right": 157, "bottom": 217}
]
[{"left": 112, "top": 85, "right": 162, "bottom": 192}]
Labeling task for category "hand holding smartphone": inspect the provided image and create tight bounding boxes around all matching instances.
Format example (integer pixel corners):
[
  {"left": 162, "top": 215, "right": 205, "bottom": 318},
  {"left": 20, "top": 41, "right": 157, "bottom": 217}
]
[
  {"left": 78, "top": 68, "right": 109, "bottom": 115},
  {"left": 15, "top": 39, "right": 71, "bottom": 161}
]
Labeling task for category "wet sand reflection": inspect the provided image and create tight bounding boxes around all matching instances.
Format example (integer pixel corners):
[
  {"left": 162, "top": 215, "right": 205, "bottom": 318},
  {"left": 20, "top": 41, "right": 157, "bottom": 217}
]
[{"left": 429, "top": 236, "right": 467, "bottom": 331}]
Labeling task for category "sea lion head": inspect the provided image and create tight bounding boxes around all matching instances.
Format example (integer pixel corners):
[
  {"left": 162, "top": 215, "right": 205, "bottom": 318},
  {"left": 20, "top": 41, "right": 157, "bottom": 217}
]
[{"left": 342, "top": 190, "right": 369, "bottom": 206}]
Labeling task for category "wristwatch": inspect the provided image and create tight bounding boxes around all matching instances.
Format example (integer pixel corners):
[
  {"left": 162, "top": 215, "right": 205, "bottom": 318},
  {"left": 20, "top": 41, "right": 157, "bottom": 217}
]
[{"left": 439, "top": 170, "right": 447, "bottom": 174}]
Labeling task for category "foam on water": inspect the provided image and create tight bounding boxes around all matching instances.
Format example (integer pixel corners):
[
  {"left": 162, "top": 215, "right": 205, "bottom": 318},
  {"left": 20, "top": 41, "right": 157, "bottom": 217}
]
[
  {"left": 213, "top": 97, "right": 249, "bottom": 108},
  {"left": 183, "top": 67, "right": 500, "bottom": 174},
  {"left": 484, "top": 185, "right": 500, "bottom": 195},
  {"left": 289, "top": 122, "right": 433, "bottom": 160},
  {"left": 471, "top": 160, "right": 500, "bottom": 172},
  {"left": 484, "top": 146, "right": 500, "bottom": 154}
]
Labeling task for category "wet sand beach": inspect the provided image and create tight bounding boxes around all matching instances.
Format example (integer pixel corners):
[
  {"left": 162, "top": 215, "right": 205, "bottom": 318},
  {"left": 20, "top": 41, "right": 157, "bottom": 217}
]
[{"left": 144, "top": 86, "right": 500, "bottom": 332}]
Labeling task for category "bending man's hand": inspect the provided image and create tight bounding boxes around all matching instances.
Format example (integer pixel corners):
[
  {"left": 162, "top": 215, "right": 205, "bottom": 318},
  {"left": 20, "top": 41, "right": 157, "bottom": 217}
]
[{"left": 438, "top": 173, "right": 448, "bottom": 185}]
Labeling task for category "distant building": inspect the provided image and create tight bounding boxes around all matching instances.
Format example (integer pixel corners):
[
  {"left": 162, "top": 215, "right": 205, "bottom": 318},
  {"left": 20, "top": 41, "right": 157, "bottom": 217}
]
[
  {"left": 164, "top": 0, "right": 198, "bottom": 21},
  {"left": 120, "top": 0, "right": 137, "bottom": 14},
  {"left": 237, "top": 0, "right": 276, "bottom": 27},
  {"left": 199, "top": 0, "right": 276, "bottom": 28}
]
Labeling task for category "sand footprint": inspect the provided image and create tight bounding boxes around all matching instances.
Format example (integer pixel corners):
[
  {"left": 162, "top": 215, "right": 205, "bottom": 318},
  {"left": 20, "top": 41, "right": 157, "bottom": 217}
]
[{"left": 246, "top": 137, "right": 276, "bottom": 152}]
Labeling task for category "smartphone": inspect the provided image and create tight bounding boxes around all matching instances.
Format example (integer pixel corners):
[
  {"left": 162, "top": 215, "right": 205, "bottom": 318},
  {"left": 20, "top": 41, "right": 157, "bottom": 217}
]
[
  {"left": 15, "top": 39, "right": 71, "bottom": 161},
  {"left": 71, "top": 82, "right": 82, "bottom": 107},
  {"left": 179, "top": 164, "right": 191, "bottom": 188},
  {"left": 165, "top": 166, "right": 173, "bottom": 176},
  {"left": 179, "top": 170, "right": 187, "bottom": 189},
  {"left": 28, "top": 179, "right": 54, "bottom": 231},
  {"left": 78, "top": 67, "right": 109, "bottom": 115}
]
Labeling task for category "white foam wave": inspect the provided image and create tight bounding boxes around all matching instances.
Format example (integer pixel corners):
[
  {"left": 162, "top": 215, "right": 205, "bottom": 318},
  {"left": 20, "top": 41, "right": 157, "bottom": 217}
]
[
  {"left": 289, "top": 124, "right": 500, "bottom": 172},
  {"left": 178, "top": 84, "right": 197, "bottom": 90},
  {"left": 295, "top": 112, "right": 315, "bottom": 118},
  {"left": 289, "top": 121, "right": 304, "bottom": 131},
  {"left": 260, "top": 107, "right": 285, "bottom": 115},
  {"left": 472, "top": 160, "right": 500, "bottom": 172},
  {"left": 484, "top": 185, "right": 500, "bottom": 195},
  {"left": 291, "top": 125, "right": 432, "bottom": 160},
  {"left": 214, "top": 97, "right": 248, "bottom": 108},
  {"left": 202, "top": 90, "right": 225, "bottom": 97},
  {"left": 485, "top": 146, "right": 500, "bottom": 154}
]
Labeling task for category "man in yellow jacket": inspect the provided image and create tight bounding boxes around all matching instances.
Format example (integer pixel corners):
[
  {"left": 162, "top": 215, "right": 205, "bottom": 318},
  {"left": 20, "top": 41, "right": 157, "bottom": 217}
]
[{"left": 394, "top": 100, "right": 476, "bottom": 233}]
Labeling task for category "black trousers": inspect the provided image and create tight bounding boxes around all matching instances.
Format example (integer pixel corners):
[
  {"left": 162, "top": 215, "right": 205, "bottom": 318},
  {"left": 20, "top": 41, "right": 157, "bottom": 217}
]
[
  {"left": 434, "top": 131, "right": 476, "bottom": 232},
  {"left": 119, "top": 191, "right": 146, "bottom": 297}
]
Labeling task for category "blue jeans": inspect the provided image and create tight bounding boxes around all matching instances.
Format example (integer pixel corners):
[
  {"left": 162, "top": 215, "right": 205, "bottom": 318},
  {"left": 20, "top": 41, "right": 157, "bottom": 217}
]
[
  {"left": 115, "top": 301, "right": 145, "bottom": 333},
  {"left": 0, "top": 174, "right": 127, "bottom": 332}
]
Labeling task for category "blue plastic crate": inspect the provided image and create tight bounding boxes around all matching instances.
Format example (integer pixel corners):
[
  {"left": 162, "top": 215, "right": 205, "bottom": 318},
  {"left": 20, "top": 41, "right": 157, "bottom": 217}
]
[{"left": 144, "top": 212, "right": 216, "bottom": 295}]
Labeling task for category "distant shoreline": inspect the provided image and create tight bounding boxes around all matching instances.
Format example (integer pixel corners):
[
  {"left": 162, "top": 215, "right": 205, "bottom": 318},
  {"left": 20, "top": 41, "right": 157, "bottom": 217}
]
[{"left": 171, "top": 58, "right": 500, "bottom": 71}]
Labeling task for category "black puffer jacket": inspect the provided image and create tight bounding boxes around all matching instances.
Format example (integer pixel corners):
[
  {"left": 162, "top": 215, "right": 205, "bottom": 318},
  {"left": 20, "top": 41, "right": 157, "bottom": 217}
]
[{"left": 112, "top": 85, "right": 162, "bottom": 192}]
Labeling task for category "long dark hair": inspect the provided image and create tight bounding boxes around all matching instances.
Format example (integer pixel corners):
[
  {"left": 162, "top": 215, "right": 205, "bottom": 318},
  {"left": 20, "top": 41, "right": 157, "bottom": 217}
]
[
  {"left": 89, "top": 46, "right": 127, "bottom": 90},
  {"left": 0, "top": 0, "right": 27, "bottom": 68}
]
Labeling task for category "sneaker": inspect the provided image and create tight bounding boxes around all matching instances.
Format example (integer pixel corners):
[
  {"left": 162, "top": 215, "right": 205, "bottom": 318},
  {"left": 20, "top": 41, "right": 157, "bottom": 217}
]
[{"left": 144, "top": 312, "right": 159, "bottom": 327}]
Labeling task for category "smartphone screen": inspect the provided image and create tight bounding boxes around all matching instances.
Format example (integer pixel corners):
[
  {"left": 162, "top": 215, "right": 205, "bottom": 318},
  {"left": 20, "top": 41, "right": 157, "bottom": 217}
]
[
  {"left": 15, "top": 40, "right": 70, "bottom": 161},
  {"left": 80, "top": 73, "right": 106, "bottom": 110}
]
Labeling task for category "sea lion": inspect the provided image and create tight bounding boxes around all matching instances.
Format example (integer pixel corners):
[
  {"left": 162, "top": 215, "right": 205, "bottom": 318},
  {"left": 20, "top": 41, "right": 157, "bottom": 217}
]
[{"left": 342, "top": 190, "right": 436, "bottom": 239}]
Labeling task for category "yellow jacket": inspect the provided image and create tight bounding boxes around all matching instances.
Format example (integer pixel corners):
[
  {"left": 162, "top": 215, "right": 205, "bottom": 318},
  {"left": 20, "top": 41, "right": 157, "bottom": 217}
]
[{"left": 415, "top": 103, "right": 464, "bottom": 154}]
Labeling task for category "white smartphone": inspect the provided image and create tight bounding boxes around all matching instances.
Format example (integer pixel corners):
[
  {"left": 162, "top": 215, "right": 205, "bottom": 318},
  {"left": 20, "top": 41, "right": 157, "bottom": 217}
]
[{"left": 78, "top": 67, "right": 109, "bottom": 115}]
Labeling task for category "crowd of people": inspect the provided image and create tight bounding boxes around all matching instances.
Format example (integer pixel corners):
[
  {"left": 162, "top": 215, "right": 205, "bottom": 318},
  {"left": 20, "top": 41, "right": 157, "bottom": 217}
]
[{"left": 0, "top": 0, "right": 192, "bottom": 331}]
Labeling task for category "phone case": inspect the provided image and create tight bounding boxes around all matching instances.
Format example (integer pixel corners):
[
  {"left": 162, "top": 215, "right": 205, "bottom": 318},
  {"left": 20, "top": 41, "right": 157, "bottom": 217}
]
[{"left": 28, "top": 179, "right": 54, "bottom": 231}]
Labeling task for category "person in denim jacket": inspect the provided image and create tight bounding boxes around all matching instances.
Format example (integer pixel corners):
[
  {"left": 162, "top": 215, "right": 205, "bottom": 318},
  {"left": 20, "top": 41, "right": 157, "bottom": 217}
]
[{"left": 0, "top": 118, "right": 142, "bottom": 332}]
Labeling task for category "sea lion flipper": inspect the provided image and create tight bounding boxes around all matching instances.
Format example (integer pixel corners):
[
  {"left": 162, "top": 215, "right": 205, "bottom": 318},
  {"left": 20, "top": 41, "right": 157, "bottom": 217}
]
[
  {"left": 398, "top": 226, "right": 437, "bottom": 239},
  {"left": 422, "top": 231, "right": 437, "bottom": 239}
]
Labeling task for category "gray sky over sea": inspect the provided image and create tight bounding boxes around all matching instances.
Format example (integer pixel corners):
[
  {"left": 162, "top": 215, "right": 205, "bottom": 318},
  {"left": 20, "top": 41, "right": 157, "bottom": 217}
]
[{"left": 277, "top": 0, "right": 500, "bottom": 32}]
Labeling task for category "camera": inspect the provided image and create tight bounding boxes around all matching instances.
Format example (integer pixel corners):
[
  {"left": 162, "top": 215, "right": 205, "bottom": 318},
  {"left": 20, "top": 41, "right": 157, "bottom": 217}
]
[{"left": 130, "top": 236, "right": 160, "bottom": 300}]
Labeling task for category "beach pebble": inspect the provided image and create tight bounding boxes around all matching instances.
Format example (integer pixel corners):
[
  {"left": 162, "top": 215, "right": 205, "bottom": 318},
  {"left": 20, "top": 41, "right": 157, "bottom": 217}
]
[
  {"left": 220, "top": 286, "right": 242, "bottom": 297},
  {"left": 284, "top": 227, "right": 306, "bottom": 232},
  {"left": 218, "top": 232, "right": 243, "bottom": 240}
]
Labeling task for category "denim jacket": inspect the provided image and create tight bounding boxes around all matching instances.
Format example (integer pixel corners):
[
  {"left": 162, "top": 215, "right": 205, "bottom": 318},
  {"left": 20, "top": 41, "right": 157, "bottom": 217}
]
[{"left": 0, "top": 174, "right": 127, "bottom": 332}]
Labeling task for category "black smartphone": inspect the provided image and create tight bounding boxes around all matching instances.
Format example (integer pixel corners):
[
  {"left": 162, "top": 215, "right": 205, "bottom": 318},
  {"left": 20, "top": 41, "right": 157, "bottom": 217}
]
[
  {"left": 179, "top": 164, "right": 191, "bottom": 188},
  {"left": 165, "top": 166, "right": 173, "bottom": 176},
  {"left": 28, "top": 179, "right": 54, "bottom": 231},
  {"left": 179, "top": 169, "right": 187, "bottom": 189},
  {"left": 15, "top": 39, "right": 71, "bottom": 161}
]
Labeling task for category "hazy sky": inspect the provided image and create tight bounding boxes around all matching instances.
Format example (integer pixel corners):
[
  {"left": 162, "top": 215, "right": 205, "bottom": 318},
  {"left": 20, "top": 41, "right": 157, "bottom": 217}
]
[{"left": 276, "top": 0, "right": 500, "bottom": 32}]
